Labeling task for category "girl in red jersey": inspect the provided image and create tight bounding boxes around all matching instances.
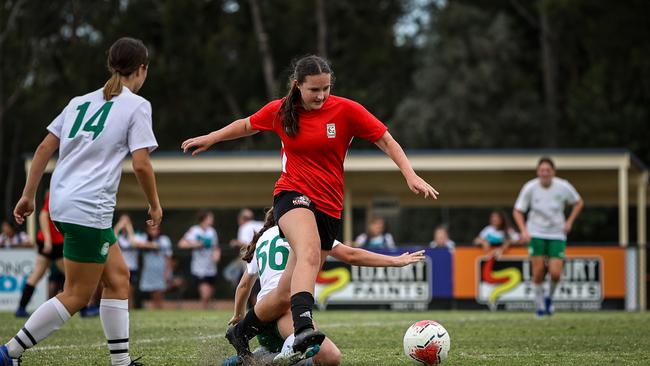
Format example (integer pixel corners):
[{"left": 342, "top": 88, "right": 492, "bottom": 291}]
[{"left": 182, "top": 55, "right": 438, "bottom": 361}]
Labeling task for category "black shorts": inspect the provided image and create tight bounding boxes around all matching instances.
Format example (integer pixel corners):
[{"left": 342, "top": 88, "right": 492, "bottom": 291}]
[
  {"left": 273, "top": 190, "right": 341, "bottom": 250},
  {"left": 193, "top": 275, "right": 216, "bottom": 285},
  {"left": 37, "top": 240, "right": 64, "bottom": 260}
]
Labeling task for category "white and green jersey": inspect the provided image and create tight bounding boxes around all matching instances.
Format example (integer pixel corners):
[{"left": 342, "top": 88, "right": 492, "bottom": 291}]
[
  {"left": 183, "top": 225, "right": 219, "bottom": 277},
  {"left": 514, "top": 177, "right": 581, "bottom": 240},
  {"left": 247, "top": 226, "right": 340, "bottom": 302},
  {"left": 47, "top": 86, "right": 157, "bottom": 229}
]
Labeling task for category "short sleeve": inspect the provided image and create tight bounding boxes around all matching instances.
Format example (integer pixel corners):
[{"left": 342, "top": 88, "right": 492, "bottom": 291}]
[
  {"left": 249, "top": 100, "right": 283, "bottom": 132},
  {"left": 246, "top": 256, "right": 259, "bottom": 275},
  {"left": 331, "top": 240, "right": 342, "bottom": 249},
  {"left": 128, "top": 101, "right": 158, "bottom": 153},
  {"left": 212, "top": 228, "right": 219, "bottom": 248},
  {"left": 514, "top": 182, "right": 533, "bottom": 212},
  {"left": 479, "top": 226, "right": 490, "bottom": 239},
  {"left": 160, "top": 236, "right": 173, "bottom": 256},
  {"left": 184, "top": 226, "right": 198, "bottom": 241},
  {"left": 47, "top": 107, "right": 67, "bottom": 138},
  {"left": 237, "top": 224, "right": 256, "bottom": 244},
  {"left": 354, "top": 233, "right": 367, "bottom": 246},
  {"left": 347, "top": 100, "right": 388, "bottom": 142},
  {"left": 562, "top": 180, "right": 581, "bottom": 204},
  {"left": 385, "top": 234, "right": 396, "bottom": 248}
]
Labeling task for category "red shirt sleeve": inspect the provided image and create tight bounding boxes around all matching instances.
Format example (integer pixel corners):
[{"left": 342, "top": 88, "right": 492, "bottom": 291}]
[
  {"left": 249, "top": 99, "right": 283, "bottom": 132},
  {"left": 347, "top": 100, "right": 388, "bottom": 142}
]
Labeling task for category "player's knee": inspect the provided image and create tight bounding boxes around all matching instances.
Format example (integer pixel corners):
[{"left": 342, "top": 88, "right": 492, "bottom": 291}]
[
  {"left": 317, "top": 347, "right": 342, "bottom": 366},
  {"left": 103, "top": 265, "right": 130, "bottom": 293}
]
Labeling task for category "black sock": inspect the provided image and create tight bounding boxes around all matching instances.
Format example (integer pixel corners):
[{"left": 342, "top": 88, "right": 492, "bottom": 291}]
[
  {"left": 19, "top": 284, "right": 35, "bottom": 309},
  {"left": 236, "top": 308, "right": 268, "bottom": 340},
  {"left": 291, "top": 292, "right": 315, "bottom": 335}
]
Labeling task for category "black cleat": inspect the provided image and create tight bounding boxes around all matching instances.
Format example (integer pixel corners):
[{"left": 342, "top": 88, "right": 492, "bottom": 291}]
[
  {"left": 291, "top": 329, "right": 325, "bottom": 356},
  {"left": 128, "top": 356, "right": 144, "bottom": 366},
  {"left": 225, "top": 326, "right": 252, "bottom": 359}
]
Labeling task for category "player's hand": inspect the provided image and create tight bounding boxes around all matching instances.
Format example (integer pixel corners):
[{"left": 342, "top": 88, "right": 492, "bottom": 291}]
[
  {"left": 521, "top": 229, "right": 531, "bottom": 244},
  {"left": 147, "top": 205, "right": 163, "bottom": 227},
  {"left": 563, "top": 222, "right": 573, "bottom": 234},
  {"left": 43, "top": 242, "right": 53, "bottom": 254},
  {"left": 181, "top": 133, "right": 216, "bottom": 156},
  {"left": 228, "top": 313, "right": 243, "bottom": 326},
  {"left": 406, "top": 174, "right": 439, "bottom": 199},
  {"left": 396, "top": 250, "right": 426, "bottom": 266},
  {"left": 13, "top": 196, "right": 35, "bottom": 224}
]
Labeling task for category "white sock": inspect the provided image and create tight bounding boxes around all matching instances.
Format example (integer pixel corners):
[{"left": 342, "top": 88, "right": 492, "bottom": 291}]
[
  {"left": 100, "top": 299, "right": 131, "bottom": 366},
  {"left": 6, "top": 297, "right": 71, "bottom": 358},
  {"left": 549, "top": 281, "right": 559, "bottom": 298},
  {"left": 534, "top": 284, "right": 544, "bottom": 311}
]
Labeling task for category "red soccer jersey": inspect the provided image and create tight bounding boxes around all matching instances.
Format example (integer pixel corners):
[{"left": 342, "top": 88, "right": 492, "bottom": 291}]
[
  {"left": 37, "top": 192, "right": 65, "bottom": 244},
  {"left": 250, "top": 95, "right": 387, "bottom": 218}
]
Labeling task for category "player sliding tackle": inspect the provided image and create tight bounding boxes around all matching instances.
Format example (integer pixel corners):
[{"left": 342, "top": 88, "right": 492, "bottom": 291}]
[{"left": 222, "top": 208, "right": 426, "bottom": 366}]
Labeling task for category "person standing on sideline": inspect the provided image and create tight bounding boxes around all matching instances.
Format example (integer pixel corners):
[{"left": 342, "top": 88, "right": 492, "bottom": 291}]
[
  {"left": 114, "top": 214, "right": 140, "bottom": 309},
  {"left": 354, "top": 217, "right": 395, "bottom": 249},
  {"left": 1, "top": 37, "right": 162, "bottom": 366},
  {"left": 135, "top": 224, "right": 172, "bottom": 309},
  {"left": 178, "top": 211, "right": 221, "bottom": 309},
  {"left": 513, "top": 157, "right": 583, "bottom": 317},
  {"left": 15, "top": 191, "right": 65, "bottom": 318},
  {"left": 429, "top": 225, "right": 455, "bottom": 253},
  {"left": 181, "top": 55, "right": 438, "bottom": 360},
  {"left": 224, "top": 209, "right": 264, "bottom": 304}
]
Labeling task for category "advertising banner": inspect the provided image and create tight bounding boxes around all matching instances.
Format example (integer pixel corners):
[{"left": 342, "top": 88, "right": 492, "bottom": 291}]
[
  {"left": 315, "top": 247, "right": 452, "bottom": 310},
  {"left": 454, "top": 246, "right": 625, "bottom": 310},
  {"left": 0, "top": 249, "right": 48, "bottom": 312}
]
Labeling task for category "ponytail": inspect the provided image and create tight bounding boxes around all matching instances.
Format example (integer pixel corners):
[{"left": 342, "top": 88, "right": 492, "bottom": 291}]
[
  {"left": 103, "top": 71, "right": 123, "bottom": 101},
  {"left": 241, "top": 207, "right": 276, "bottom": 263},
  {"left": 279, "top": 82, "right": 300, "bottom": 137}
]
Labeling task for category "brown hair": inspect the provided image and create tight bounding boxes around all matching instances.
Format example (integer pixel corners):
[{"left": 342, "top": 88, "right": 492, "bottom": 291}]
[
  {"left": 241, "top": 207, "right": 275, "bottom": 263},
  {"left": 279, "top": 55, "right": 334, "bottom": 137},
  {"left": 537, "top": 156, "right": 556, "bottom": 170},
  {"left": 103, "top": 37, "right": 149, "bottom": 101}
]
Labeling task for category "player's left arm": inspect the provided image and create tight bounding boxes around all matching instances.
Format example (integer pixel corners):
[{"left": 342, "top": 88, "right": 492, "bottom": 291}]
[
  {"left": 374, "top": 131, "right": 438, "bottom": 199},
  {"left": 330, "top": 243, "right": 425, "bottom": 267},
  {"left": 564, "top": 198, "right": 584, "bottom": 234},
  {"left": 229, "top": 271, "right": 257, "bottom": 325},
  {"left": 14, "top": 133, "right": 59, "bottom": 224}
]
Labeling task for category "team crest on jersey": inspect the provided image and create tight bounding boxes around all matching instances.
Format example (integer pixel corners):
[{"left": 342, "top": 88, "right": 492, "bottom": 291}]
[
  {"left": 292, "top": 195, "right": 312, "bottom": 207},
  {"left": 326, "top": 123, "right": 336, "bottom": 138}
]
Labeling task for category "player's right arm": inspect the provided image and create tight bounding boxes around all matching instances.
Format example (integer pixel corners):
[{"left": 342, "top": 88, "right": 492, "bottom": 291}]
[
  {"left": 14, "top": 133, "right": 60, "bottom": 224},
  {"left": 132, "top": 148, "right": 162, "bottom": 227},
  {"left": 330, "top": 243, "right": 425, "bottom": 267},
  {"left": 229, "top": 271, "right": 258, "bottom": 325},
  {"left": 181, "top": 118, "right": 259, "bottom": 156}
]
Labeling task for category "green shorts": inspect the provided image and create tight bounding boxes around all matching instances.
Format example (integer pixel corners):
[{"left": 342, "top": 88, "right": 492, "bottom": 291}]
[
  {"left": 53, "top": 221, "right": 117, "bottom": 263},
  {"left": 256, "top": 322, "right": 284, "bottom": 353},
  {"left": 528, "top": 237, "right": 566, "bottom": 259}
]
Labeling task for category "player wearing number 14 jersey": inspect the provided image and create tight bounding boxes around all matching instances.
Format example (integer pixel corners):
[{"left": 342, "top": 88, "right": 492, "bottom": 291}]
[{"left": 2, "top": 37, "right": 161, "bottom": 366}]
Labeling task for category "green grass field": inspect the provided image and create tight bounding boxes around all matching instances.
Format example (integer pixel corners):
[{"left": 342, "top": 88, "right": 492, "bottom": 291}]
[{"left": 2, "top": 310, "right": 650, "bottom": 365}]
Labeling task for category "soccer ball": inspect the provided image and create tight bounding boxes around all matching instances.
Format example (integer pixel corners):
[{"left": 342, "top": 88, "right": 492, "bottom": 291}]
[{"left": 403, "top": 320, "right": 450, "bottom": 365}]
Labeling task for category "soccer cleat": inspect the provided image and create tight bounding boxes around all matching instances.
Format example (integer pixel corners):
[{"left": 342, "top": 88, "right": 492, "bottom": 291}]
[
  {"left": 544, "top": 297, "right": 554, "bottom": 316},
  {"left": 14, "top": 308, "right": 29, "bottom": 318},
  {"left": 128, "top": 356, "right": 144, "bottom": 365},
  {"left": 0, "top": 345, "right": 21, "bottom": 366},
  {"left": 221, "top": 355, "right": 244, "bottom": 366},
  {"left": 225, "top": 326, "right": 252, "bottom": 359},
  {"left": 272, "top": 344, "right": 320, "bottom": 366},
  {"left": 291, "top": 329, "right": 325, "bottom": 359}
]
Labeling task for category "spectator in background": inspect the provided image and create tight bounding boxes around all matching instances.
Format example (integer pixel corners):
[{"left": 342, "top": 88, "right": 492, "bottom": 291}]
[
  {"left": 0, "top": 220, "right": 32, "bottom": 249},
  {"left": 474, "top": 210, "right": 520, "bottom": 258},
  {"left": 179, "top": 211, "right": 221, "bottom": 309},
  {"left": 430, "top": 225, "right": 455, "bottom": 252},
  {"left": 354, "top": 217, "right": 396, "bottom": 249},
  {"left": 135, "top": 224, "right": 172, "bottom": 309},
  {"left": 15, "top": 191, "right": 64, "bottom": 317},
  {"left": 114, "top": 214, "right": 139, "bottom": 309},
  {"left": 225, "top": 208, "right": 264, "bottom": 305}
]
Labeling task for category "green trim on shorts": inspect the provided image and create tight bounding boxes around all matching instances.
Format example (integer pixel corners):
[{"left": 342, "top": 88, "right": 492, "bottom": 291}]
[
  {"left": 53, "top": 221, "right": 117, "bottom": 264},
  {"left": 528, "top": 237, "right": 566, "bottom": 258},
  {"left": 255, "top": 321, "right": 284, "bottom": 353}
]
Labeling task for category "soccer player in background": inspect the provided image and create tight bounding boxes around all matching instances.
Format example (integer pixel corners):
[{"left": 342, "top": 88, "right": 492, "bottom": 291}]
[
  {"left": 181, "top": 54, "right": 438, "bottom": 360},
  {"left": 224, "top": 208, "right": 426, "bottom": 366},
  {"left": 14, "top": 191, "right": 65, "bottom": 318},
  {"left": 1, "top": 37, "right": 162, "bottom": 366},
  {"left": 513, "top": 157, "right": 584, "bottom": 317}
]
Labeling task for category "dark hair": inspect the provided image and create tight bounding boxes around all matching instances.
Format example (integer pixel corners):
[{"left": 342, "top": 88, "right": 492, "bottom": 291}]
[
  {"left": 537, "top": 156, "right": 556, "bottom": 170},
  {"left": 242, "top": 207, "right": 275, "bottom": 263},
  {"left": 491, "top": 210, "right": 515, "bottom": 239},
  {"left": 197, "top": 210, "right": 213, "bottom": 224},
  {"left": 278, "top": 55, "right": 334, "bottom": 137},
  {"left": 103, "top": 37, "right": 149, "bottom": 101}
]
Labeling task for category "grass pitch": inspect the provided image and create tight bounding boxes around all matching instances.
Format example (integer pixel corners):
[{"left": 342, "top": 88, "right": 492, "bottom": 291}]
[{"left": 1, "top": 310, "right": 650, "bottom": 365}]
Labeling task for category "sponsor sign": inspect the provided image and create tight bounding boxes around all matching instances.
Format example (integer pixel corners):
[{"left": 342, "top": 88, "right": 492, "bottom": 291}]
[{"left": 0, "top": 250, "right": 47, "bottom": 312}]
